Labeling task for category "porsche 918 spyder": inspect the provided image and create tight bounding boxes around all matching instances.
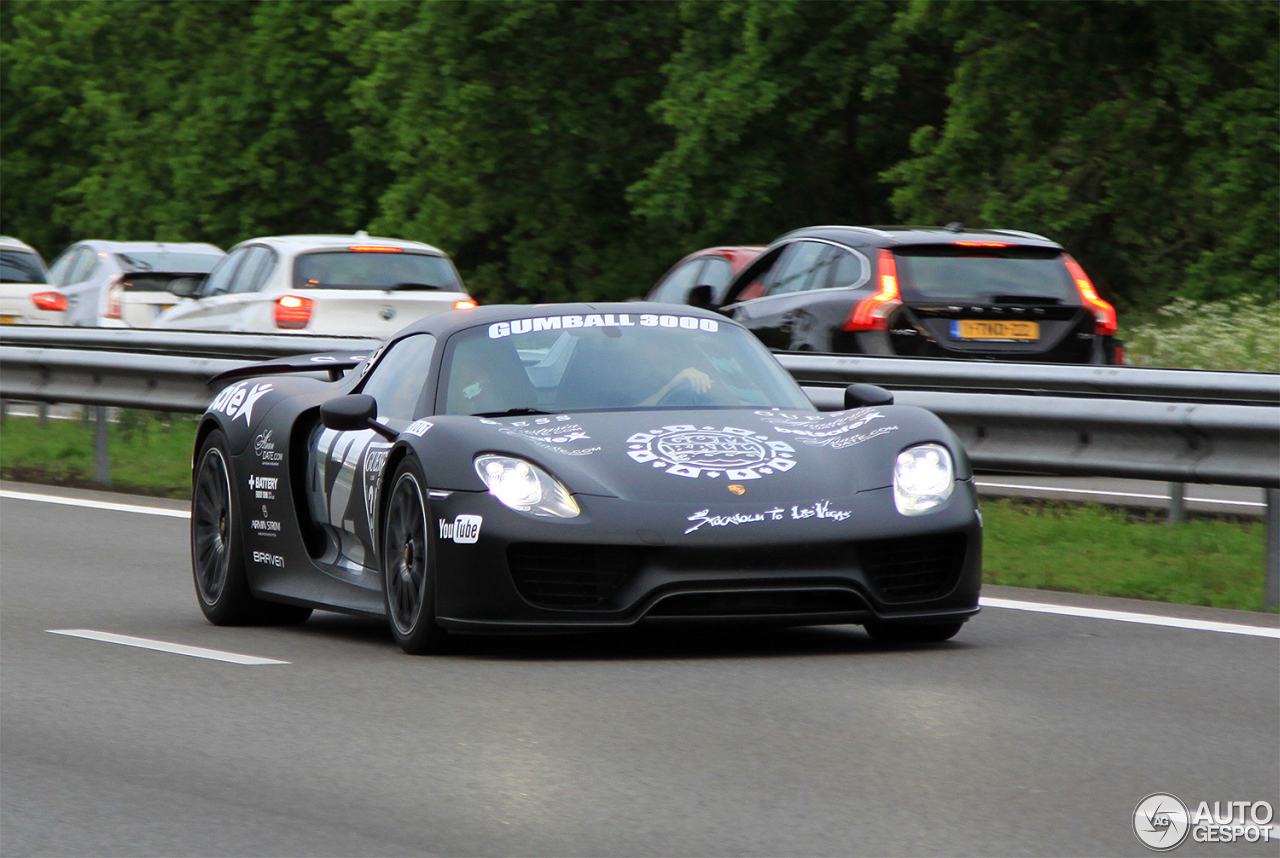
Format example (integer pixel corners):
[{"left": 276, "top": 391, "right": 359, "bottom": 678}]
[{"left": 190, "top": 303, "right": 981, "bottom": 653}]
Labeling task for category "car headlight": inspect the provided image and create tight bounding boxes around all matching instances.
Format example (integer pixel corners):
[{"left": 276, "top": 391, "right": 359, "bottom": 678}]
[
  {"left": 474, "top": 454, "right": 580, "bottom": 518},
  {"left": 893, "top": 443, "right": 954, "bottom": 515}
]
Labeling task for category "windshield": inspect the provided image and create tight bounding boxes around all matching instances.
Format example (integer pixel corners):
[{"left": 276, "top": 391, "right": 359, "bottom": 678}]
[
  {"left": 293, "top": 251, "right": 462, "bottom": 291},
  {"left": 439, "top": 312, "right": 814, "bottom": 416},
  {"left": 894, "top": 245, "right": 1074, "bottom": 302},
  {"left": 114, "top": 251, "right": 222, "bottom": 273},
  {"left": 1, "top": 250, "right": 47, "bottom": 284}
]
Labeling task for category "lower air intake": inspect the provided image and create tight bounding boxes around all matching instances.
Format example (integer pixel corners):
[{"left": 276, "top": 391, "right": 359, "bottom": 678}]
[
  {"left": 507, "top": 543, "right": 640, "bottom": 609},
  {"left": 859, "top": 533, "right": 967, "bottom": 602},
  {"left": 648, "top": 588, "right": 865, "bottom": 617}
]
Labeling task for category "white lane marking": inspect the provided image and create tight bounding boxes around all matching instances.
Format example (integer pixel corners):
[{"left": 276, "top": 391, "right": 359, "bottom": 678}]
[
  {"left": 975, "top": 481, "right": 1266, "bottom": 509},
  {"left": 981, "top": 597, "right": 1280, "bottom": 639},
  {"left": 47, "top": 629, "right": 289, "bottom": 665},
  {"left": 0, "top": 489, "right": 189, "bottom": 518}
]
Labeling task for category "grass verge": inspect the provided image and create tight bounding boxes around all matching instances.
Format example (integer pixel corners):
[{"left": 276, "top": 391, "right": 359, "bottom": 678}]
[
  {"left": 0, "top": 413, "right": 1271, "bottom": 611},
  {"left": 0, "top": 411, "right": 197, "bottom": 499}
]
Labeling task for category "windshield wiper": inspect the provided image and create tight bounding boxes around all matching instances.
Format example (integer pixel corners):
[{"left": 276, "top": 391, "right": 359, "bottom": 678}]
[
  {"left": 116, "top": 253, "right": 153, "bottom": 271},
  {"left": 470, "top": 407, "right": 559, "bottom": 418}
]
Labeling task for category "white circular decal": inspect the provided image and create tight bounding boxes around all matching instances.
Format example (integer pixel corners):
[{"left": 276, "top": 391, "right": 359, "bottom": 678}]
[{"left": 626, "top": 425, "right": 796, "bottom": 480}]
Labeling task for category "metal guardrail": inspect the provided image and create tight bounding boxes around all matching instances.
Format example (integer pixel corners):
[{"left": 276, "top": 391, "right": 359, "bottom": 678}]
[{"left": 2, "top": 327, "right": 1278, "bottom": 606}]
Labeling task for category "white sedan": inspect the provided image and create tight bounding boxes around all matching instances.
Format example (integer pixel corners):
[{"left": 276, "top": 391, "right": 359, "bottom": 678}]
[
  {"left": 0, "top": 236, "right": 60, "bottom": 326},
  {"left": 156, "top": 234, "right": 475, "bottom": 336}
]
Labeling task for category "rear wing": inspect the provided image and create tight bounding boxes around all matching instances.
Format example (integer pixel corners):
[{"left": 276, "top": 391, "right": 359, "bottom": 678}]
[{"left": 209, "top": 350, "right": 371, "bottom": 386}]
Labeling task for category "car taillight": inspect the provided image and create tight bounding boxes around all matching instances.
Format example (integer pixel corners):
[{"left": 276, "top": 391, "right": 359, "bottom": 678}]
[
  {"left": 103, "top": 276, "right": 123, "bottom": 319},
  {"left": 453, "top": 299, "right": 478, "bottom": 310},
  {"left": 844, "top": 248, "right": 902, "bottom": 331},
  {"left": 30, "top": 291, "right": 67, "bottom": 312},
  {"left": 953, "top": 241, "right": 1011, "bottom": 247},
  {"left": 1063, "top": 255, "right": 1117, "bottom": 336},
  {"left": 348, "top": 246, "right": 402, "bottom": 253},
  {"left": 275, "top": 295, "right": 315, "bottom": 328}
]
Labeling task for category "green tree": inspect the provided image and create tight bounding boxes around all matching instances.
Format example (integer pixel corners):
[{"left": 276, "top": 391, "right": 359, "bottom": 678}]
[
  {"left": 882, "top": 1, "right": 1279, "bottom": 308},
  {"left": 337, "top": 0, "right": 682, "bottom": 303}
]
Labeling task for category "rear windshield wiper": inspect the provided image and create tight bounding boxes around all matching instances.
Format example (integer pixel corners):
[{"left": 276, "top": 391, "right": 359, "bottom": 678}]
[
  {"left": 470, "top": 407, "right": 559, "bottom": 418},
  {"left": 388, "top": 282, "right": 445, "bottom": 292},
  {"left": 115, "top": 253, "right": 153, "bottom": 271}
]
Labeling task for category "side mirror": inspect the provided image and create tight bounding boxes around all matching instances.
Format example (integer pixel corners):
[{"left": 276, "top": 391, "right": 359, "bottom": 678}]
[
  {"left": 168, "top": 276, "right": 201, "bottom": 298},
  {"left": 844, "top": 383, "right": 894, "bottom": 409},
  {"left": 687, "top": 284, "right": 718, "bottom": 311},
  {"left": 320, "top": 394, "right": 397, "bottom": 439}
]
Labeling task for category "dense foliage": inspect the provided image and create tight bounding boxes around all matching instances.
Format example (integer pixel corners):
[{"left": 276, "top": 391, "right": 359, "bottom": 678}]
[{"left": 2, "top": 0, "right": 1275, "bottom": 309}]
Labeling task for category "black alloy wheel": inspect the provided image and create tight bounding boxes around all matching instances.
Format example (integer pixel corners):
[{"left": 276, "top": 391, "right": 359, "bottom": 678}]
[
  {"left": 382, "top": 460, "right": 447, "bottom": 653},
  {"left": 191, "top": 430, "right": 310, "bottom": 626}
]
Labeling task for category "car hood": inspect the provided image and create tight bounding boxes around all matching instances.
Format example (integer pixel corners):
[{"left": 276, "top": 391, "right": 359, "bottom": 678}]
[{"left": 415, "top": 406, "right": 965, "bottom": 502}]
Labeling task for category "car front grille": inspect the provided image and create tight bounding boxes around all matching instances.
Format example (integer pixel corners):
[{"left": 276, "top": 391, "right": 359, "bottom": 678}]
[
  {"left": 858, "top": 533, "right": 967, "bottom": 602},
  {"left": 507, "top": 543, "right": 641, "bottom": 609},
  {"left": 648, "top": 588, "right": 865, "bottom": 617}
]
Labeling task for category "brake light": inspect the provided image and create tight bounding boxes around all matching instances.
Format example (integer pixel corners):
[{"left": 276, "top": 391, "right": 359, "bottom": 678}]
[
  {"left": 348, "top": 246, "right": 402, "bottom": 253},
  {"left": 844, "top": 249, "right": 902, "bottom": 331},
  {"left": 1063, "top": 255, "right": 1117, "bottom": 336},
  {"left": 30, "top": 291, "right": 67, "bottom": 312},
  {"left": 954, "top": 241, "right": 1011, "bottom": 247},
  {"left": 275, "top": 294, "right": 315, "bottom": 328},
  {"left": 104, "top": 276, "right": 123, "bottom": 319},
  {"left": 453, "top": 299, "right": 478, "bottom": 310}
]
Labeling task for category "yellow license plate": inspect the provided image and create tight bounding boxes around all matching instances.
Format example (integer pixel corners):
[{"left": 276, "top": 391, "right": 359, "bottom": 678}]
[
  {"left": 951, "top": 319, "right": 1040, "bottom": 341},
  {"left": 0, "top": 315, "right": 17, "bottom": 325}
]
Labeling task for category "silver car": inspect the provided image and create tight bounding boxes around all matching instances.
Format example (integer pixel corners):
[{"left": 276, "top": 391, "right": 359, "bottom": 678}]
[
  {"left": 45, "top": 240, "right": 226, "bottom": 327},
  {"left": 155, "top": 234, "right": 475, "bottom": 336}
]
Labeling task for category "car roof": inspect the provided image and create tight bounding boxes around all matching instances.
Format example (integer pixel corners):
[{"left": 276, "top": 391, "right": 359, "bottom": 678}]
[
  {"left": 233, "top": 234, "right": 448, "bottom": 256},
  {"left": 391, "top": 302, "right": 735, "bottom": 340},
  {"left": 775, "top": 225, "right": 1063, "bottom": 250},
  {"left": 72, "top": 240, "right": 225, "bottom": 255},
  {"left": 0, "top": 236, "right": 41, "bottom": 254}
]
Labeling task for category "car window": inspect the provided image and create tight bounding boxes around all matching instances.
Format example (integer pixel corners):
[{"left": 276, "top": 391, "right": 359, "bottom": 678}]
[
  {"left": 229, "top": 246, "right": 274, "bottom": 294},
  {"left": 114, "top": 251, "right": 222, "bottom": 274},
  {"left": 650, "top": 259, "right": 704, "bottom": 304},
  {"left": 360, "top": 334, "right": 437, "bottom": 421},
  {"left": 200, "top": 247, "right": 248, "bottom": 297},
  {"left": 765, "top": 242, "right": 833, "bottom": 296},
  {"left": 68, "top": 249, "right": 99, "bottom": 285},
  {"left": 0, "top": 249, "right": 46, "bottom": 284},
  {"left": 894, "top": 245, "right": 1075, "bottom": 302},
  {"left": 47, "top": 248, "right": 83, "bottom": 288},
  {"left": 293, "top": 251, "right": 461, "bottom": 291},
  {"left": 828, "top": 249, "right": 868, "bottom": 289},
  {"left": 700, "top": 257, "right": 736, "bottom": 304},
  {"left": 438, "top": 313, "right": 813, "bottom": 415}
]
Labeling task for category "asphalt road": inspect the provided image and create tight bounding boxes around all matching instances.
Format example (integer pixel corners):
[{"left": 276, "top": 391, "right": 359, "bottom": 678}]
[{"left": 2, "top": 484, "right": 1277, "bottom": 857}]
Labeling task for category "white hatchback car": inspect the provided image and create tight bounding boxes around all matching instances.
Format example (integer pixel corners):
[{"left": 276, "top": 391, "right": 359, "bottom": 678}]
[
  {"left": 156, "top": 234, "right": 475, "bottom": 336},
  {"left": 0, "top": 236, "right": 61, "bottom": 325}
]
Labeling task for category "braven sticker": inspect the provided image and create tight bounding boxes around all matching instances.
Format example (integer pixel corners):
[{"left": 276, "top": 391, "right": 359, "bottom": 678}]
[
  {"left": 685, "top": 501, "right": 852, "bottom": 534},
  {"left": 628, "top": 425, "right": 796, "bottom": 480},
  {"left": 439, "top": 515, "right": 482, "bottom": 544},
  {"left": 208, "top": 381, "right": 273, "bottom": 425},
  {"left": 488, "top": 313, "right": 718, "bottom": 339},
  {"left": 758, "top": 408, "right": 899, "bottom": 450},
  {"left": 252, "top": 550, "right": 284, "bottom": 567}
]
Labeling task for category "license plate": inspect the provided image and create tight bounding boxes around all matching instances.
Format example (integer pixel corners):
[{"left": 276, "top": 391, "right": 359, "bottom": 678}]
[
  {"left": 0, "top": 315, "right": 16, "bottom": 325},
  {"left": 950, "top": 319, "right": 1040, "bottom": 341}
]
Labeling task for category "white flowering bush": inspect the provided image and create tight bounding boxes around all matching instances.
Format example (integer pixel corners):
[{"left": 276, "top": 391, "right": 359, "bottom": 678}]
[{"left": 1123, "top": 296, "right": 1280, "bottom": 372}]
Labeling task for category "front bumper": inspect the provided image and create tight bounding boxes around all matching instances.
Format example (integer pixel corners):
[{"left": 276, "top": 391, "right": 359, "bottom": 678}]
[{"left": 429, "top": 482, "right": 982, "bottom": 630}]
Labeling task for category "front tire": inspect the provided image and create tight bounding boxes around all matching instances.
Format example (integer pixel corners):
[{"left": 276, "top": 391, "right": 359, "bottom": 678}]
[
  {"left": 381, "top": 458, "right": 447, "bottom": 654},
  {"left": 191, "top": 430, "right": 311, "bottom": 626}
]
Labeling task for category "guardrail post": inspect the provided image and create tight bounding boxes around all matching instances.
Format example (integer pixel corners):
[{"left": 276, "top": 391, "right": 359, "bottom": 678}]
[
  {"left": 1266, "top": 489, "right": 1279, "bottom": 610},
  {"left": 1167, "top": 482, "right": 1186, "bottom": 526},
  {"left": 0, "top": 398, "right": 7, "bottom": 425},
  {"left": 93, "top": 406, "right": 110, "bottom": 487},
  {"left": 38, "top": 402, "right": 49, "bottom": 426}
]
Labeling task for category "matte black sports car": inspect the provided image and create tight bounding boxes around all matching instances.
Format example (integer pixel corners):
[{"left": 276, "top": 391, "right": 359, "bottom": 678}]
[{"left": 191, "top": 303, "right": 981, "bottom": 653}]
